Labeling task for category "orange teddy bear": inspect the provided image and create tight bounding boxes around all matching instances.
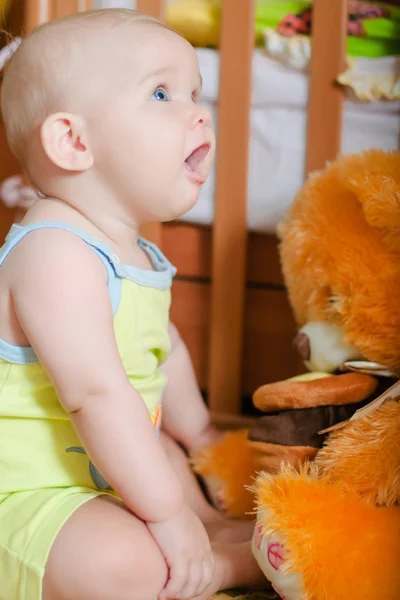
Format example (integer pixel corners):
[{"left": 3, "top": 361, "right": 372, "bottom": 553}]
[{"left": 194, "top": 149, "right": 400, "bottom": 599}]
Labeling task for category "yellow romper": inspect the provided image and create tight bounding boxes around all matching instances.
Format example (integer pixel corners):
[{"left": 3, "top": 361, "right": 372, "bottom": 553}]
[{"left": 0, "top": 221, "right": 176, "bottom": 600}]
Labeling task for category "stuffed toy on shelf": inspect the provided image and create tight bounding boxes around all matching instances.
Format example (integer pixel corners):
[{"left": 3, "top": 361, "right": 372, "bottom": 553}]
[{"left": 194, "top": 149, "right": 400, "bottom": 598}]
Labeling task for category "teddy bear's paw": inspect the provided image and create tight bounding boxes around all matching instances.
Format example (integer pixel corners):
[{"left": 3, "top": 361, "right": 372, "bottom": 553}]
[
  {"left": 252, "top": 520, "right": 305, "bottom": 600},
  {"left": 191, "top": 429, "right": 255, "bottom": 519},
  {"left": 251, "top": 465, "right": 319, "bottom": 600},
  {"left": 253, "top": 465, "right": 400, "bottom": 600}
]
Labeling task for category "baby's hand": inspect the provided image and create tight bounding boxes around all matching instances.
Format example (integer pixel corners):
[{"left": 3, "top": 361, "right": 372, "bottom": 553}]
[
  {"left": 148, "top": 504, "right": 215, "bottom": 600},
  {"left": 188, "top": 424, "right": 224, "bottom": 453}
]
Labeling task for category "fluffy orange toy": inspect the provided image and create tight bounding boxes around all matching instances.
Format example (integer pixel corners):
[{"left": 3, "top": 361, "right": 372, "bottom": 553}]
[
  {"left": 194, "top": 149, "right": 400, "bottom": 598},
  {"left": 252, "top": 399, "right": 400, "bottom": 600},
  {"left": 193, "top": 149, "right": 400, "bottom": 517},
  {"left": 280, "top": 148, "right": 400, "bottom": 375}
]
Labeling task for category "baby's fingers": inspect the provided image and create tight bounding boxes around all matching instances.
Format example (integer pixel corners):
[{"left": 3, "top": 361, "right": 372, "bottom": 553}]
[
  {"left": 159, "top": 562, "right": 188, "bottom": 600},
  {"left": 174, "top": 561, "right": 205, "bottom": 599},
  {"left": 179, "top": 554, "right": 215, "bottom": 599}
]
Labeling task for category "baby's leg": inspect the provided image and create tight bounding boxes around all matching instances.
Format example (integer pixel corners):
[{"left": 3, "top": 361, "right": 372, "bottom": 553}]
[
  {"left": 42, "top": 495, "right": 168, "bottom": 600},
  {"left": 43, "top": 495, "right": 266, "bottom": 600},
  {"left": 160, "top": 433, "right": 255, "bottom": 543}
]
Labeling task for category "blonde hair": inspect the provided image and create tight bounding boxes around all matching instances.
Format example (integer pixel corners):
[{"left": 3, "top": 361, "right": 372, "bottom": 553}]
[{"left": 1, "top": 9, "right": 171, "bottom": 166}]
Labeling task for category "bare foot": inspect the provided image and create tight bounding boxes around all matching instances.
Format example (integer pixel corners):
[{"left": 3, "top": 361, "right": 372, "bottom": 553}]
[
  {"left": 194, "top": 541, "right": 268, "bottom": 600},
  {"left": 205, "top": 518, "right": 255, "bottom": 543}
]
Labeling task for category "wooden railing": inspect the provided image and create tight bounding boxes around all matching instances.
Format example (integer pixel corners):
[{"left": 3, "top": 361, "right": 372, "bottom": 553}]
[
  {"left": 17, "top": 0, "right": 348, "bottom": 420},
  {"left": 306, "top": 0, "right": 348, "bottom": 174},
  {"left": 208, "top": 0, "right": 254, "bottom": 415}
]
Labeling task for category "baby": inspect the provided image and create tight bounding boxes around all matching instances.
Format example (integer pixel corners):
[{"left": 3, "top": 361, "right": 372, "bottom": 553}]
[{"left": 0, "top": 9, "right": 265, "bottom": 600}]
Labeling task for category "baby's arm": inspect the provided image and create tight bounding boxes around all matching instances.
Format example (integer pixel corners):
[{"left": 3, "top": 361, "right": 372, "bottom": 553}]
[
  {"left": 161, "top": 323, "right": 222, "bottom": 453},
  {"left": 11, "top": 230, "right": 214, "bottom": 600},
  {"left": 12, "top": 230, "right": 181, "bottom": 520}
]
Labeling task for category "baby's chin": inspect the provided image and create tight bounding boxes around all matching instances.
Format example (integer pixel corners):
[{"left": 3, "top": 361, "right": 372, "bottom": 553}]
[{"left": 163, "top": 187, "right": 203, "bottom": 222}]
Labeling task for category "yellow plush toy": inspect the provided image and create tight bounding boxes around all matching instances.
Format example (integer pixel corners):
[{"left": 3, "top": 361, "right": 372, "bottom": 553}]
[{"left": 166, "top": 0, "right": 221, "bottom": 48}]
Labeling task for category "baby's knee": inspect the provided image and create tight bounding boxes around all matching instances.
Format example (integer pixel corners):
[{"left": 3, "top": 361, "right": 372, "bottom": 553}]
[
  {"left": 44, "top": 498, "right": 168, "bottom": 600},
  {"left": 97, "top": 532, "right": 168, "bottom": 599}
]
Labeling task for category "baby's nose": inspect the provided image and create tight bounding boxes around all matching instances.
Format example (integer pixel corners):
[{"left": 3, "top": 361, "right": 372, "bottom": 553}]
[{"left": 190, "top": 103, "right": 211, "bottom": 129}]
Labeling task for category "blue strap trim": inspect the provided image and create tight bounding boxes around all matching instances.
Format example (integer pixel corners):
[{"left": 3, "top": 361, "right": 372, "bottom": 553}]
[
  {"left": 1, "top": 223, "right": 176, "bottom": 290},
  {"left": 1, "top": 222, "right": 122, "bottom": 316},
  {"left": 0, "top": 337, "right": 38, "bottom": 364}
]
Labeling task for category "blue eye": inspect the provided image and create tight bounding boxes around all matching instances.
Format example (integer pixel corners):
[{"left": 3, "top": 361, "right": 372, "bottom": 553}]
[{"left": 151, "top": 87, "right": 169, "bottom": 102}]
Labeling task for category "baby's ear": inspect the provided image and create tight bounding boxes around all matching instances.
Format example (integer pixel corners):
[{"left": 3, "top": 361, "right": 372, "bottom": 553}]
[{"left": 41, "top": 112, "right": 93, "bottom": 172}]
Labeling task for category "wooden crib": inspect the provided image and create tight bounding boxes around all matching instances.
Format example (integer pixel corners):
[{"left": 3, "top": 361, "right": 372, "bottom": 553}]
[{"left": 0, "top": 0, "right": 349, "bottom": 425}]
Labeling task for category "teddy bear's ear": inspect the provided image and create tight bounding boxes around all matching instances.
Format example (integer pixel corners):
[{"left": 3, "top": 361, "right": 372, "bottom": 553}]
[{"left": 341, "top": 150, "right": 400, "bottom": 248}]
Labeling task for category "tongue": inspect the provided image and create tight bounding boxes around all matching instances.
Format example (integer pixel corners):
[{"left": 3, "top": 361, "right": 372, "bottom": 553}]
[{"left": 186, "top": 144, "right": 209, "bottom": 171}]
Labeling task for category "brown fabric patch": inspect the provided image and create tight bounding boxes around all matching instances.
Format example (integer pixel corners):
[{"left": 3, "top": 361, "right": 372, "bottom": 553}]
[{"left": 248, "top": 402, "right": 366, "bottom": 448}]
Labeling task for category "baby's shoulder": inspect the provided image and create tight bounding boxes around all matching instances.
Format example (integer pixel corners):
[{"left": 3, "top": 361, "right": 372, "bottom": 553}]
[{"left": 1, "top": 225, "right": 107, "bottom": 284}]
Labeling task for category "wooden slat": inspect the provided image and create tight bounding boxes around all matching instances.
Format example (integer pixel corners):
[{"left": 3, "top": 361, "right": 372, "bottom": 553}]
[
  {"left": 140, "top": 222, "right": 163, "bottom": 248},
  {"left": 171, "top": 280, "right": 303, "bottom": 398},
  {"left": 247, "top": 233, "right": 283, "bottom": 287},
  {"left": 25, "top": 0, "right": 91, "bottom": 33},
  {"left": 136, "top": 0, "right": 164, "bottom": 247},
  {"left": 25, "top": 0, "right": 44, "bottom": 32},
  {"left": 0, "top": 205, "right": 16, "bottom": 243},
  {"left": 0, "top": 123, "right": 19, "bottom": 241},
  {"left": 1, "top": 0, "right": 25, "bottom": 236},
  {"left": 306, "top": 0, "right": 348, "bottom": 174},
  {"left": 137, "top": 0, "right": 164, "bottom": 20},
  {"left": 163, "top": 223, "right": 211, "bottom": 280},
  {"left": 50, "top": 0, "right": 91, "bottom": 20},
  {"left": 163, "top": 223, "right": 284, "bottom": 287},
  {"left": 208, "top": 0, "right": 255, "bottom": 414}
]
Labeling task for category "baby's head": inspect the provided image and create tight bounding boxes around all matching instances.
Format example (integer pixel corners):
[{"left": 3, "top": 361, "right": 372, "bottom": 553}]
[{"left": 1, "top": 9, "right": 214, "bottom": 223}]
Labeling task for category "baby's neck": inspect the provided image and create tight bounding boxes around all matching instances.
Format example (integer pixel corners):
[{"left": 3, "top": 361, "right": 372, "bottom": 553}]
[
  {"left": 28, "top": 172, "right": 143, "bottom": 258},
  {"left": 23, "top": 197, "right": 153, "bottom": 269},
  {"left": 27, "top": 197, "right": 138, "bottom": 245}
]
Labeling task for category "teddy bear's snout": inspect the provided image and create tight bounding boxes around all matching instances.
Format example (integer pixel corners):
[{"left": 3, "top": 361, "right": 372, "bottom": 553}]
[{"left": 295, "top": 322, "right": 363, "bottom": 372}]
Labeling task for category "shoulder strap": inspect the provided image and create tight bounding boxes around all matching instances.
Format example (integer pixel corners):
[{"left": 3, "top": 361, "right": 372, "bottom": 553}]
[{"left": 0, "top": 222, "right": 121, "bottom": 314}]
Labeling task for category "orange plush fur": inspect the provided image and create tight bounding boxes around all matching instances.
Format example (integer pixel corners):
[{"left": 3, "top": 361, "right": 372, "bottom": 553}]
[
  {"left": 192, "top": 429, "right": 255, "bottom": 519},
  {"left": 256, "top": 464, "right": 400, "bottom": 600},
  {"left": 249, "top": 150, "right": 400, "bottom": 599},
  {"left": 280, "top": 150, "right": 400, "bottom": 374},
  {"left": 315, "top": 400, "right": 400, "bottom": 507},
  {"left": 254, "top": 400, "right": 400, "bottom": 599},
  {"left": 194, "top": 151, "right": 400, "bottom": 535}
]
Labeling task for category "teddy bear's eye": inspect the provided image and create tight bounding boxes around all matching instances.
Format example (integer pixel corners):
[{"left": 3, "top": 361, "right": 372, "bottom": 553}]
[{"left": 328, "top": 293, "right": 337, "bottom": 307}]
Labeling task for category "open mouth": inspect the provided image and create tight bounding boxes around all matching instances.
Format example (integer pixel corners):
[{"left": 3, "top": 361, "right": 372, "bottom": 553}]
[{"left": 184, "top": 142, "right": 211, "bottom": 179}]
